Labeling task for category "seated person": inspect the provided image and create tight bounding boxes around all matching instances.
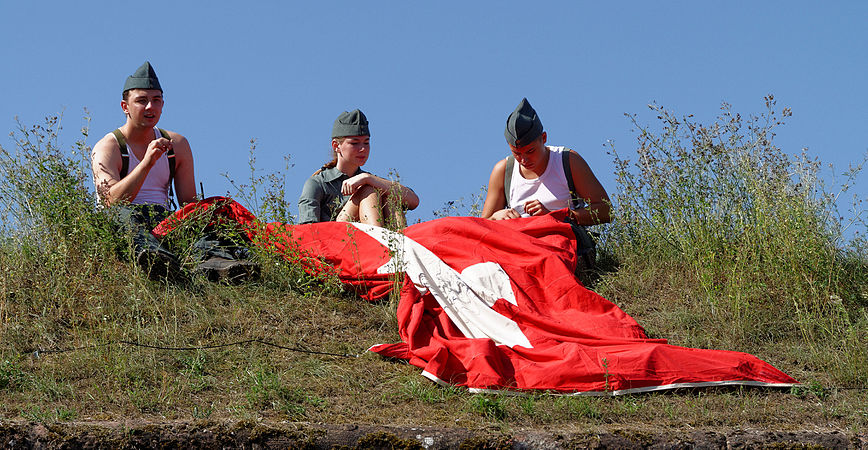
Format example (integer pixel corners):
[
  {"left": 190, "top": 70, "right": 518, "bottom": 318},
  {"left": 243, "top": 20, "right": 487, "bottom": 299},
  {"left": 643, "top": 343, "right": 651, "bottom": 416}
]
[
  {"left": 298, "top": 109, "right": 419, "bottom": 227},
  {"left": 91, "top": 61, "right": 257, "bottom": 283},
  {"left": 481, "top": 98, "right": 611, "bottom": 273}
]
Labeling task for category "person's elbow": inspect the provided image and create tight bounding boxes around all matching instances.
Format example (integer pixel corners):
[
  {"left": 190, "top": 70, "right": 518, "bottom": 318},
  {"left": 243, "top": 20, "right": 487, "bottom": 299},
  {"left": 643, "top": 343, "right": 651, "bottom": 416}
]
[
  {"left": 100, "top": 185, "right": 129, "bottom": 207},
  {"left": 297, "top": 196, "right": 321, "bottom": 224},
  {"left": 590, "top": 201, "right": 612, "bottom": 224},
  {"left": 404, "top": 190, "right": 420, "bottom": 210},
  {"left": 100, "top": 195, "right": 120, "bottom": 207},
  {"left": 177, "top": 190, "right": 198, "bottom": 206}
]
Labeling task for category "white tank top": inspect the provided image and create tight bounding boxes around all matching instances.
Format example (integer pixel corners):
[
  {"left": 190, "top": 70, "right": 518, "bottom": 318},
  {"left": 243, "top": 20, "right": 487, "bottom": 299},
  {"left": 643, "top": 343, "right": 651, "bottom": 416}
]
[
  {"left": 124, "top": 128, "right": 171, "bottom": 206},
  {"left": 508, "top": 146, "right": 571, "bottom": 217}
]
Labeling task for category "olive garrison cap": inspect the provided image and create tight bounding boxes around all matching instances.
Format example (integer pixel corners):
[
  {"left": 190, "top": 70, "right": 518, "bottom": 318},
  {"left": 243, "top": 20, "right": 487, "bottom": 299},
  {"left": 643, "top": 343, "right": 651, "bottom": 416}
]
[
  {"left": 123, "top": 61, "right": 162, "bottom": 93},
  {"left": 331, "top": 109, "right": 370, "bottom": 138},
  {"left": 504, "top": 98, "right": 543, "bottom": 147}
]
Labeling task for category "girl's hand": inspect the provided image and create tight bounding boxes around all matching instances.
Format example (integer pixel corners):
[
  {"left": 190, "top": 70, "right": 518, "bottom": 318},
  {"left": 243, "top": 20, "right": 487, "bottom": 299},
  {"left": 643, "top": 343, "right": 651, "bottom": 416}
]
[{"left": 341, "top": 173, "right": 369, "bottom": 196}]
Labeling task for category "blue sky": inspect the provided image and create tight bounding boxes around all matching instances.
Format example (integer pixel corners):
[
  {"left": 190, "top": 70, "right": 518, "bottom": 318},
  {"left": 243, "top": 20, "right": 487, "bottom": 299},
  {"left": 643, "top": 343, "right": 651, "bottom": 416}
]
[{"left": 1, "top": 1, "right": 866, "bottom": 229}]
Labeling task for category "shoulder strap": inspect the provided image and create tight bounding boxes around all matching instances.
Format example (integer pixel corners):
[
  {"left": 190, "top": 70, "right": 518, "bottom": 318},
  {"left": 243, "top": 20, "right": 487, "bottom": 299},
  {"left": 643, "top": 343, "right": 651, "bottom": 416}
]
[
  {"left": 112, "top": 128, "right": 178, "bottom": 209},
  {"left": 158, "top": 128, "right": 178, "bottom": 209},
  {"left": 562, "top": 149, "right": 580, "bottom": 209},
  {"left": 158, "top": 128, "right": 176, "bottom": 181},
  {"left": 111, "top": 129, "right": 129, "bottom": 178},
  {"left": 111, "top": 128, "right": 176, "bottom": 182},
  {"left": 503, "top": 155, "right": 515, "bottom": 206}
]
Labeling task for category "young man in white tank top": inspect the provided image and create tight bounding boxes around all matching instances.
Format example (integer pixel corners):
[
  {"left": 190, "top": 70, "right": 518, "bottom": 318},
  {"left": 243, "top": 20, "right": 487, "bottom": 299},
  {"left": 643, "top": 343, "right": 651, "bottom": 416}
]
[
  {"left": 482, "top": 98, "right": 611, "bottom": 225},
  {"left": 481, "top": 98, "right": 611, "bottom": 279},
  {"left": 91, "top": 64, "right": 196, "bottom": 208},
  {"left": 91, "top": 62, "right": 256, "bottom": 283}
]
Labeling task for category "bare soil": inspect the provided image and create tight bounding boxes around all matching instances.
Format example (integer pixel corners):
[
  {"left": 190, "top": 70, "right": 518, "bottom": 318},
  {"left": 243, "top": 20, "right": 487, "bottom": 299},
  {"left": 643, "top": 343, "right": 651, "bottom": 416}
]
[{"left": 1, "top": 420, "right": 866, "bottom": 449}]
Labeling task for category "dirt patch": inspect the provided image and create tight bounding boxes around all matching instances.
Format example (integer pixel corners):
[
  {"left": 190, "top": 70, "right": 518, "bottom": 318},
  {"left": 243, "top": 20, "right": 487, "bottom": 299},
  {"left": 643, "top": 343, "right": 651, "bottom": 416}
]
[{"left": 1, "top": 421, "right": 865, "bottom": 449}]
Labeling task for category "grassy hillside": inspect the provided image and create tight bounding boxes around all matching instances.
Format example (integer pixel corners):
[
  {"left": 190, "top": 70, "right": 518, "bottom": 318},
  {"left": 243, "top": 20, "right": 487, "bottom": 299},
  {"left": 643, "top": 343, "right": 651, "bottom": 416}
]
[{"left": 1, "top": 101, "right": 866, "bottom": 432}]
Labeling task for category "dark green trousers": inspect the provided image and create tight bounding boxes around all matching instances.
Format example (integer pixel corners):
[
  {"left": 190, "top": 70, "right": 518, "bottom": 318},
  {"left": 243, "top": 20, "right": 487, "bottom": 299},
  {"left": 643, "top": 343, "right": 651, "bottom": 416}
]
[{"left": 113, "top": 204, "right": 252, "bottom": 276}]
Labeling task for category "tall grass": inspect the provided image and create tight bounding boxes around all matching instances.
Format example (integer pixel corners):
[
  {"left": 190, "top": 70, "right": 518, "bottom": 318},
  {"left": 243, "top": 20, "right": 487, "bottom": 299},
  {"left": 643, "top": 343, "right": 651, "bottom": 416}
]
[
  {"left": 432, "top": 187, "right": 487, "bottom": 219},
  {"left": 0, "top": 114, "right": 119, "bottom": 251},
  {"left": 599, "top": 96, "right": 867, "bottom": 385},
  {"left": 221, "top": 138, "right": 295, "bottom": 224},
  {"left": 0, "top": 114, "right": 129, "bottom": 351}
]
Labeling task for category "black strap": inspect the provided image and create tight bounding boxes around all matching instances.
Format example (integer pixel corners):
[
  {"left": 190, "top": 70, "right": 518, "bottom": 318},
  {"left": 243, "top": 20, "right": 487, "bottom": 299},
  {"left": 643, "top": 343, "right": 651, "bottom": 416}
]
[
  {"left": 503, "top": 155, "right": 515, "bottom": 205},
  {"left": 158, "top": 128, "right": 178, "bottom": 209},
  {"left": 112, "top": 129, "right": 129, "bottom": 178},
  {"left": 562, "top": 149, "right": 582, "bottom": 209},
  {"left": 157, "top": 128, "right": 176, "bottom": 182},
  {"left": 112, "top": 128, "right": 177, "bottom": 208}
]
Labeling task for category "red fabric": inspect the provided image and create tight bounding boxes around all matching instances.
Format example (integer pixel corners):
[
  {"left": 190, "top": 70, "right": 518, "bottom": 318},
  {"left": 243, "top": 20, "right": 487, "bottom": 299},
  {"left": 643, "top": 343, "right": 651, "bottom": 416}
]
[
  {"left": 151, "top": 196, "right": 257, "bottom": 238},
  {"left": 153, "top": 198, "right": 391, "bottom": 300},
  {"left": 153, "top": 200, "right": 798, "bottom": 393},
  {"left": 260, "top": 221, "right": 395, "bottom": 300},
  {"left": 370, "top": 212, "right": 797, "bottom": 393}
]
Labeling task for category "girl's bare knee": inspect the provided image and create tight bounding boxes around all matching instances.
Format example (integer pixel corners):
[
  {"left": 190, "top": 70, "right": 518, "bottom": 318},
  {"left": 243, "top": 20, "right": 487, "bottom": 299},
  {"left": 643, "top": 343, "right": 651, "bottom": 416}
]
[{"left": 352, "top": 185, "right": 378, "bottom": 202}]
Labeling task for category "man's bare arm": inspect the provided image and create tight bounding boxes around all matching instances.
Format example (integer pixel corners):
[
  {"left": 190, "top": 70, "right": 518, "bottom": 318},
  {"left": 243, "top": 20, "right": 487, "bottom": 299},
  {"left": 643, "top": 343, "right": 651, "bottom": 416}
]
[
  {"left": 567, "top": 150, "right": 611, "bottom": 226},
  {"left": 164, "top": 131, "right": 197, "bottom": 205},
  {"left": 482, "top": 159, "right": 519, "bottom": 220},
  {"left": 91, "top": 133, "right": 124, "bottom": 204}
]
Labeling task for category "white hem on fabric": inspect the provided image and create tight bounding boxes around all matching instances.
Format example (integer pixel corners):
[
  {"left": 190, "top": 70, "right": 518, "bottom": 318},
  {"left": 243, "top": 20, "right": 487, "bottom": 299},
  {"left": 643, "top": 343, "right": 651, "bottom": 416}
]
[{"left": 419, "top": 370, "right": 798, "bottom": 396}]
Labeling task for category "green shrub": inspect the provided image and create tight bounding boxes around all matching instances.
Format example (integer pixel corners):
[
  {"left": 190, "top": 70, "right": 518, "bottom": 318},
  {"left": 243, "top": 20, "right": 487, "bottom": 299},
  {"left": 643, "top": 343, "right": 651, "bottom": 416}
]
[
  {"left": 602, "top": 96, "right": 867, "bottom": 383},
  {"left": 0, "top": 114, "right": 118, "bottom": 251}
]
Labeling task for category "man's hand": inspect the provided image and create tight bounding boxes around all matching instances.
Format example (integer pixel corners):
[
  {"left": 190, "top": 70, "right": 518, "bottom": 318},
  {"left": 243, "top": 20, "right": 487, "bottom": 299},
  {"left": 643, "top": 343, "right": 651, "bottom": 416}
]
[
  {"left": 143, "top": 137, "right": 172, "bottom": 167},
  {"left": 490, "top": 208, "right": 521, "bottom": 220},
  {"left": 523, "top": 199, "right": 550, "bottom": 216}
]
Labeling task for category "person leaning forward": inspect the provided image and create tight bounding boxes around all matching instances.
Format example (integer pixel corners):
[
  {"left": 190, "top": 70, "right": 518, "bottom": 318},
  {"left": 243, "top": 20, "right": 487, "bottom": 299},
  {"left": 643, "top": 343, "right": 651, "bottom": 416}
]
[
  {"left": 481, "top": 98, "right": 611, "bottom": 277},
  {"left": 91, "top": 61, "right": 258, "bottom": 283}
]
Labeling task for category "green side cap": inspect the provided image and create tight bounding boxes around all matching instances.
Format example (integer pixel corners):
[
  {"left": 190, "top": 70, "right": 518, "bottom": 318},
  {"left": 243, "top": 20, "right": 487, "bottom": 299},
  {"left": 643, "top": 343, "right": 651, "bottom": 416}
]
[
  {"left": 505, "top": 98, "right": 543, "bottom": 147},
  {"left": 123, "top": 61, "right": 162, "bottom": 94},
  {"left": 332, "top": 109, "right": 370, "bottom": 138}
]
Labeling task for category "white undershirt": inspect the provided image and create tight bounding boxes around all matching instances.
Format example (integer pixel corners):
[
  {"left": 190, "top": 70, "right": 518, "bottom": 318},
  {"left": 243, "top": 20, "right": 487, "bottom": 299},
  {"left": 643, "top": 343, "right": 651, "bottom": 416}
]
[
  {"left": 125, "top": 127, "right": 171, "bottom": 206},
  {"left": 508, "top": 146, "right": 571, "bottom": 217}
]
